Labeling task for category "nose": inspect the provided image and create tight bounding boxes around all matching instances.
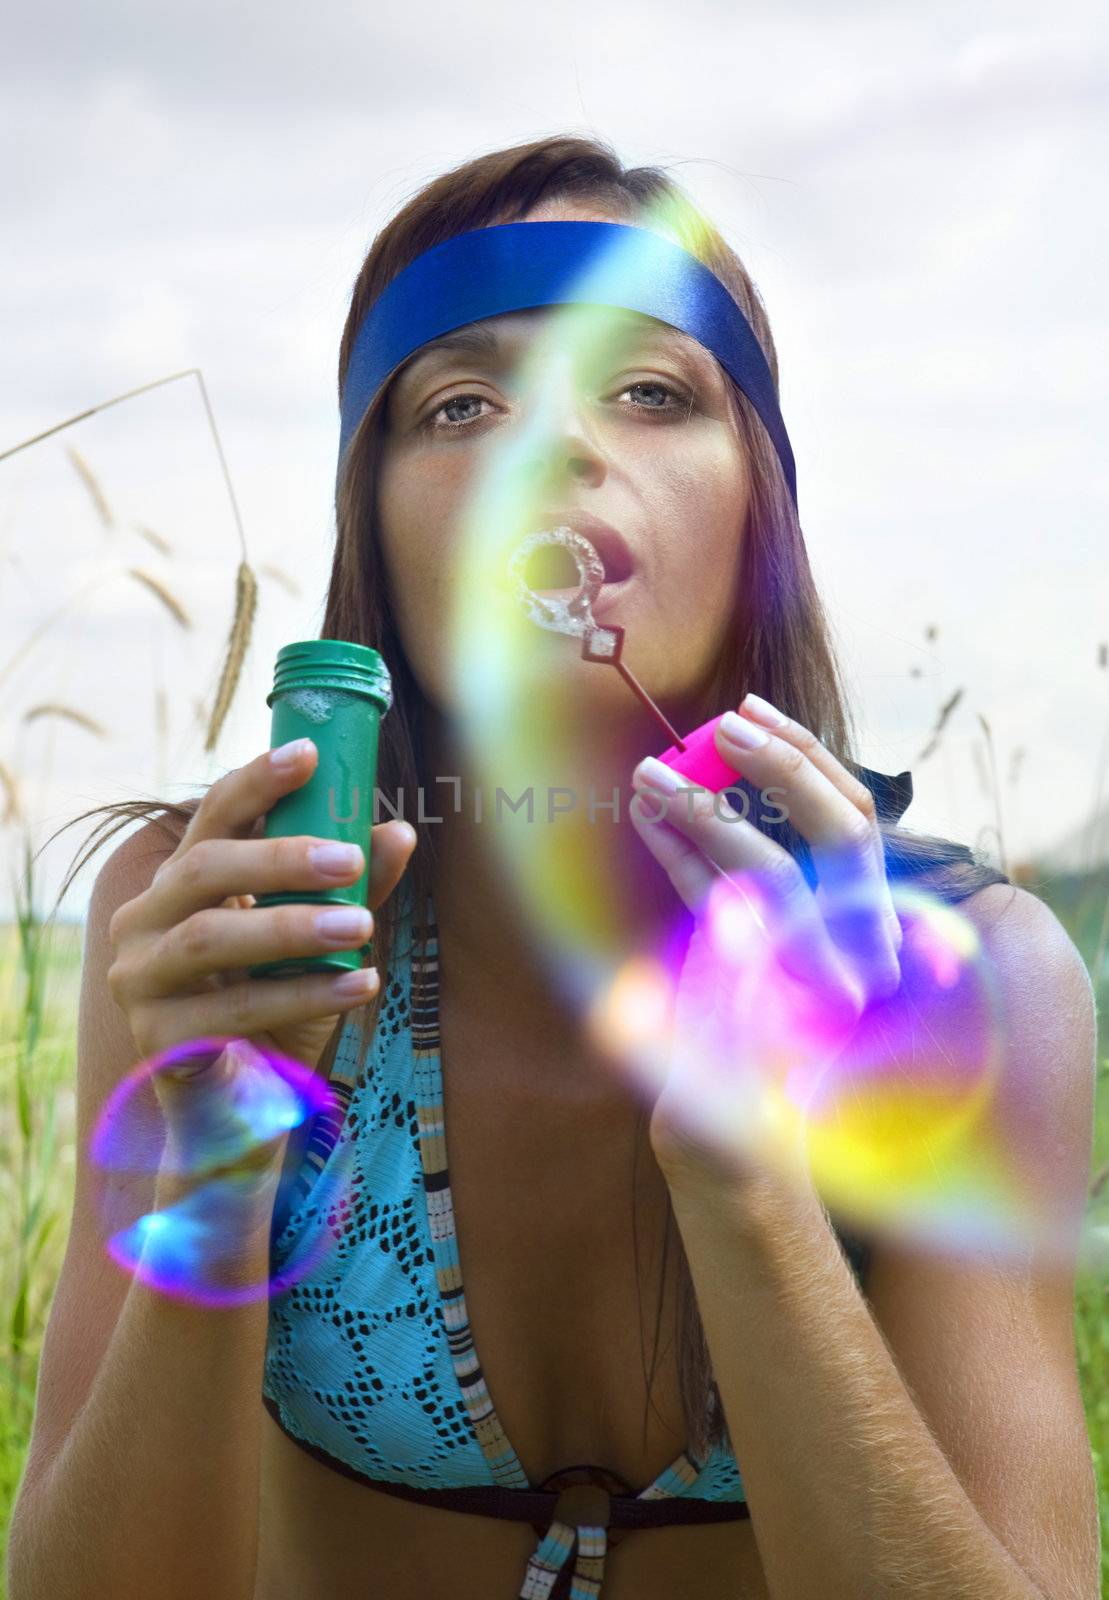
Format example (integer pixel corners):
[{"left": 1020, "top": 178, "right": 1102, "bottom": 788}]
[{"left": 518, "top": 359, "right": 606, "bottom": 494}]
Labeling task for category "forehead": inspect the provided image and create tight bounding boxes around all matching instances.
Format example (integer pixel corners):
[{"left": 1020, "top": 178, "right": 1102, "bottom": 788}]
[{"left": 391, "top": 306, "right": 718, "bottom": 390}]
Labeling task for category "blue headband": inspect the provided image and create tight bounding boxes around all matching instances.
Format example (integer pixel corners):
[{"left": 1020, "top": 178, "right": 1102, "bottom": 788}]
[{"left": 337, "top": 219, "right": 797, "bottom": 508}]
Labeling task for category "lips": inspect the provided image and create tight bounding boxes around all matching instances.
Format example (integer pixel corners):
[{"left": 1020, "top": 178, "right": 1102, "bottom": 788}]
[{"left": 529, "top": 510, "right": 636, "bottom": 585}]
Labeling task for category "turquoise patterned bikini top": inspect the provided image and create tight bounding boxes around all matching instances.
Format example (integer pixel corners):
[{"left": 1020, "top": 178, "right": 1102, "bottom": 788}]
[{"left": 261, "top": 881, "right": 871, "bottom": 1597}]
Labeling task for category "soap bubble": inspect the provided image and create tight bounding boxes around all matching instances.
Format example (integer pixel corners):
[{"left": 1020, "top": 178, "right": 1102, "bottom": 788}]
[
  {"left": 89, "top": 1036, "right": 349, "bottom": 1308},
  {"left": 508, "top": 525, "right": 606, "bottom": 638},
  {"left": 425, "top": 193, "right": 1087, "bottom": 1273},
  {"left": 582, "top": 869, "right": 1088, "bottom": 1267},
  {"left": 444, "top": 192, "right": 771, "bottom": 980}
]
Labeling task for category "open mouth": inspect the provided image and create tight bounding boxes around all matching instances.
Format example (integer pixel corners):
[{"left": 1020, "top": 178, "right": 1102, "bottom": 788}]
[{"left": 523, "top": 533, "right": 635, "bottom": 595}]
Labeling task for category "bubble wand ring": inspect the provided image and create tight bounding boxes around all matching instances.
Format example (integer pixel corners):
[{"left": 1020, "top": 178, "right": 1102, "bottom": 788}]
[{"left": 508, "top": 525, "right": 687, "bottom": 751}]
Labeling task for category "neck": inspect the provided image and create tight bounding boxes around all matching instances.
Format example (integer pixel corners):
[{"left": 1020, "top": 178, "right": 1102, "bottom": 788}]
[{"left": 419, "top": 696, "right": 694, "bottom": 1103}]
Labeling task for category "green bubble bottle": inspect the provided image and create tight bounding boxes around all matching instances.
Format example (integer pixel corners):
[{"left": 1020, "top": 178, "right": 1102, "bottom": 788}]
[{"left": 248, "top": 639, "right": 392, "bottom": 980}]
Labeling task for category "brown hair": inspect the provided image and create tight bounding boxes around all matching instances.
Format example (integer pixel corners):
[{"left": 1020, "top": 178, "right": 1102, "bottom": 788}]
[{"left": 46, "top": 133, "right": 1013, "bottom": 1463}]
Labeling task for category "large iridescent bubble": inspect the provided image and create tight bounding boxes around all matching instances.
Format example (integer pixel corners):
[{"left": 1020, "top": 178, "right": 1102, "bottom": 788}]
[
  {"left": 443, "top": 192, "right": 1089, "bottom": 1270},
  {"left": 585, "top": 874, "right": 1033, "bottom": 1251},
  {"left": 90, "top": 1036, "right": 346, "bottom": 1308}
]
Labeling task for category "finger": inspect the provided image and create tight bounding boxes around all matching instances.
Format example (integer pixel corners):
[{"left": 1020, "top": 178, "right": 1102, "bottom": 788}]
[
  {"left": 628, "top": 785, "right": 862, "bottom": 1006},
  {"left": 711, "top": 710, "right": 901, "bottom": 995},
  {"left": 628, "top": 794, "right": 721, "bottom": 915},
  {"left": 185, "top": 739, "right": 322, "bottom": 857},
  {"left": 139, "top": 834, "right": 366, "bottom": 935},
  {"left": 138, "top": 965, "right": 383, "bottom": 1055},
  {"left": 141, "top": 819, "right": 415, "bottom": 937},
  {"left": 734, "top": 695, "right": 882, "bottom": 816},
  {"left": 145, "top": 740, "right": 320, "bottom": 909},
  {"left": 139, "top": 898, "right": 372, "bottom": 997},
  {"left": 365, "top": 820, "right": 417, "bottom": 913},
  {"left": 725, "top": 698, "right": 903, "bottom": 954}
]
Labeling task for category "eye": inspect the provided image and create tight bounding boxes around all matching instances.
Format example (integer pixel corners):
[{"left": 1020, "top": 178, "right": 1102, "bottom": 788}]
[
  {"left": 424, "top": 392, "right": 496, "bottom": 431},
  {"left": 421, "top": 377, "right": 695, "bottom": 434},
  {"left": 616, "top": 380, "right": 693, "bottom": 416}
]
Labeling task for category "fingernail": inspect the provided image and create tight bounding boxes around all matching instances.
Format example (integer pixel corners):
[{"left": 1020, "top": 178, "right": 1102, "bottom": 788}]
[
  {"left": 316, "top": 906, "right": 372, "bottom": 941},
  {"left": 332, "top": 966, "right": 378, "bottom": 996},
  {"left": 634, "top": 755, "right": 683, "bottom": 794},
  {"left": 719, "top": 710, "right": 769, "bottom": 750},
  {"left": 271, "top": 738, "right": 314, "bottom": 769},
  {"left": 309, "top": 842, "right": 363, "bottom": 875},
  {"left": 740, "top": 694, "right": 787, "bottom": 728}
]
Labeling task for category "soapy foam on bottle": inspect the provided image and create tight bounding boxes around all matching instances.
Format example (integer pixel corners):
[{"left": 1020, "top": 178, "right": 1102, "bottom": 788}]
[{"left": 284, "top": 686, "right": 368, "bottom": 724}]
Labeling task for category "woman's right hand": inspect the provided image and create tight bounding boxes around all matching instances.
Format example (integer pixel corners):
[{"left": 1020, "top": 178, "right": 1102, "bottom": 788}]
[{"left": 106, "top": 737, "right": 416, "bottom": 1179}]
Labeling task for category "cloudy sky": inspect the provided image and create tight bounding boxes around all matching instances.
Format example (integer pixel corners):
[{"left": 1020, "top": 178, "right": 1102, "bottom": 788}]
[{"left": 1, "top": 0, "right": 1106, "bottom": 923}]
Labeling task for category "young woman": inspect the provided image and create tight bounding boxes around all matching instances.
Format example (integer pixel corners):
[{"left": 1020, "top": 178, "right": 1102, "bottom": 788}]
[{"left": 10, "top": 136, "right": 1099, "bottom": 1600}]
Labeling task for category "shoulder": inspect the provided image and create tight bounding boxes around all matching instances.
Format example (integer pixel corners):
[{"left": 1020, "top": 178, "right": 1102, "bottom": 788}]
[
  {"left": 960, "top": 877, "right": 1088, "bottom": 967},
  {"left": 93, "top": 810, "right": 187, "bottom": 898},
  {"left": 972, "top": 882, "right": 1096, "bottom": 1183},
  {"left": 88, "top": 800, "right": 203, "bottom": 933},
  {"left": 960, "top": 883, "right": 1096, "bottom": 1103},
  {"left": 926, "top": 877, "right": 1095, "bottom": 1044},
  {"left": 908, "top": 878, "right": 1096, "bottom": 1235}
]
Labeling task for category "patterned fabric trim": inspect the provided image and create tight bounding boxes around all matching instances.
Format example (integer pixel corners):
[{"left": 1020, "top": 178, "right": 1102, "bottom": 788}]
[
  {"left": 405, "top": 894, "right": 749, "bottom": 1597},
  {"left": 410, "top": 907, "right": 532, "bottom": 1489}
]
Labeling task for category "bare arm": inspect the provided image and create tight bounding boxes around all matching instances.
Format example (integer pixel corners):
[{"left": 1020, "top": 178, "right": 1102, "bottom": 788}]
[
  {"left": 8, "top": 1200, "right": 282, "bottom": 1600},
  {"left": 8, "top": 743, "right": 416, "bottom": 1600},
  {"left": 6, "top": 829, "right": 287, "bottom": 1600},
  {"left": 663, "top": 887, "right": 1100, "bottom": 1600}
]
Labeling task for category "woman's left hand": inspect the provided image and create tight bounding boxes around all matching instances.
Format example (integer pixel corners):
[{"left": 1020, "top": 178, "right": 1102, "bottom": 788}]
[{"left": 626, "top": 694, "right": 905, "bottom": 1197}]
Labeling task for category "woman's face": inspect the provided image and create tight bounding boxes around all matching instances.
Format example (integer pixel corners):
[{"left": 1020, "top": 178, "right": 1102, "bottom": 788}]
[{"left": 375, "top": 201, "right": 751, "bottom": 728}]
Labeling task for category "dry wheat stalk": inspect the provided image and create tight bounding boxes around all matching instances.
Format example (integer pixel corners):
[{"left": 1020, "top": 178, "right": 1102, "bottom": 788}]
[
  {"left": 0, "top": 569, "right": 127, "bottom": 695},
  {"left": 3, "top": 369, "right": 248, "bottom": 562},
  {"left": 127, "top": 568, "right": 192, "bottom": 628},
  {"left": 0, "top": 760, "right": 23, "bottom": 826},
  {"left": 259, "top": 563, "right": 301, "bottom": 597},
  {"left": 971, "top": 738, "right": 991, "bottom": 798},
  {"left": 916, "top": 685, "right": 964, "bottom": 763},
  {"left": 977, "top": 713, "right": 1008, "bottom": 872},
  {"left": 21, "top": 703, "right": 108, "bottom": 736},
  {"left": 66, "top": 446, "right": 114, "bottom": 528},
  {"left": 205, "top": 560, "right": 257, "bottom": 752},
  {"left": 134, "top": 523, "right": 173, "bottom": 556}
]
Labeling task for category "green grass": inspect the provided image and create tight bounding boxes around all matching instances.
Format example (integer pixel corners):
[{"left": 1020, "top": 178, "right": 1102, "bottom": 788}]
[
  {"left": 1, "top": 848, "right": 83, "bottom": 1599},
  {"left": 0, "top": 854, "right": 1107, "bottom": 1596}
]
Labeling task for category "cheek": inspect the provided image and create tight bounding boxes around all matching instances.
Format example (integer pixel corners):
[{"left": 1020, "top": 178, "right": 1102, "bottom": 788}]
[
  {"left": 381, "top": 441, "right": 485, "bottom": 550},
  {"left": 375, "top": 449, "right": 481, "bottom": 707},
  {"left": 378, "top": 450, "right": 465, "bottom": 613},
  {"left": 653, "top": 443, "right": 748, "bottom": 603},
  {"left": 374, "top": 457, "right": 445, "bottom": 685}
]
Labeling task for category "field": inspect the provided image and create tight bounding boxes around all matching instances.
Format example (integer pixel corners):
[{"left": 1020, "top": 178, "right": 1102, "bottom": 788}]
[{"left": 0, "top": 862, "right": 1107, "bottom": 1596}]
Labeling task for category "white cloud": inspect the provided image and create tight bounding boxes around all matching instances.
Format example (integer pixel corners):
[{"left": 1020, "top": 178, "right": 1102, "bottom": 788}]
[{"left": 2, "top": 0, "right": 1107, "bottom": 919}]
